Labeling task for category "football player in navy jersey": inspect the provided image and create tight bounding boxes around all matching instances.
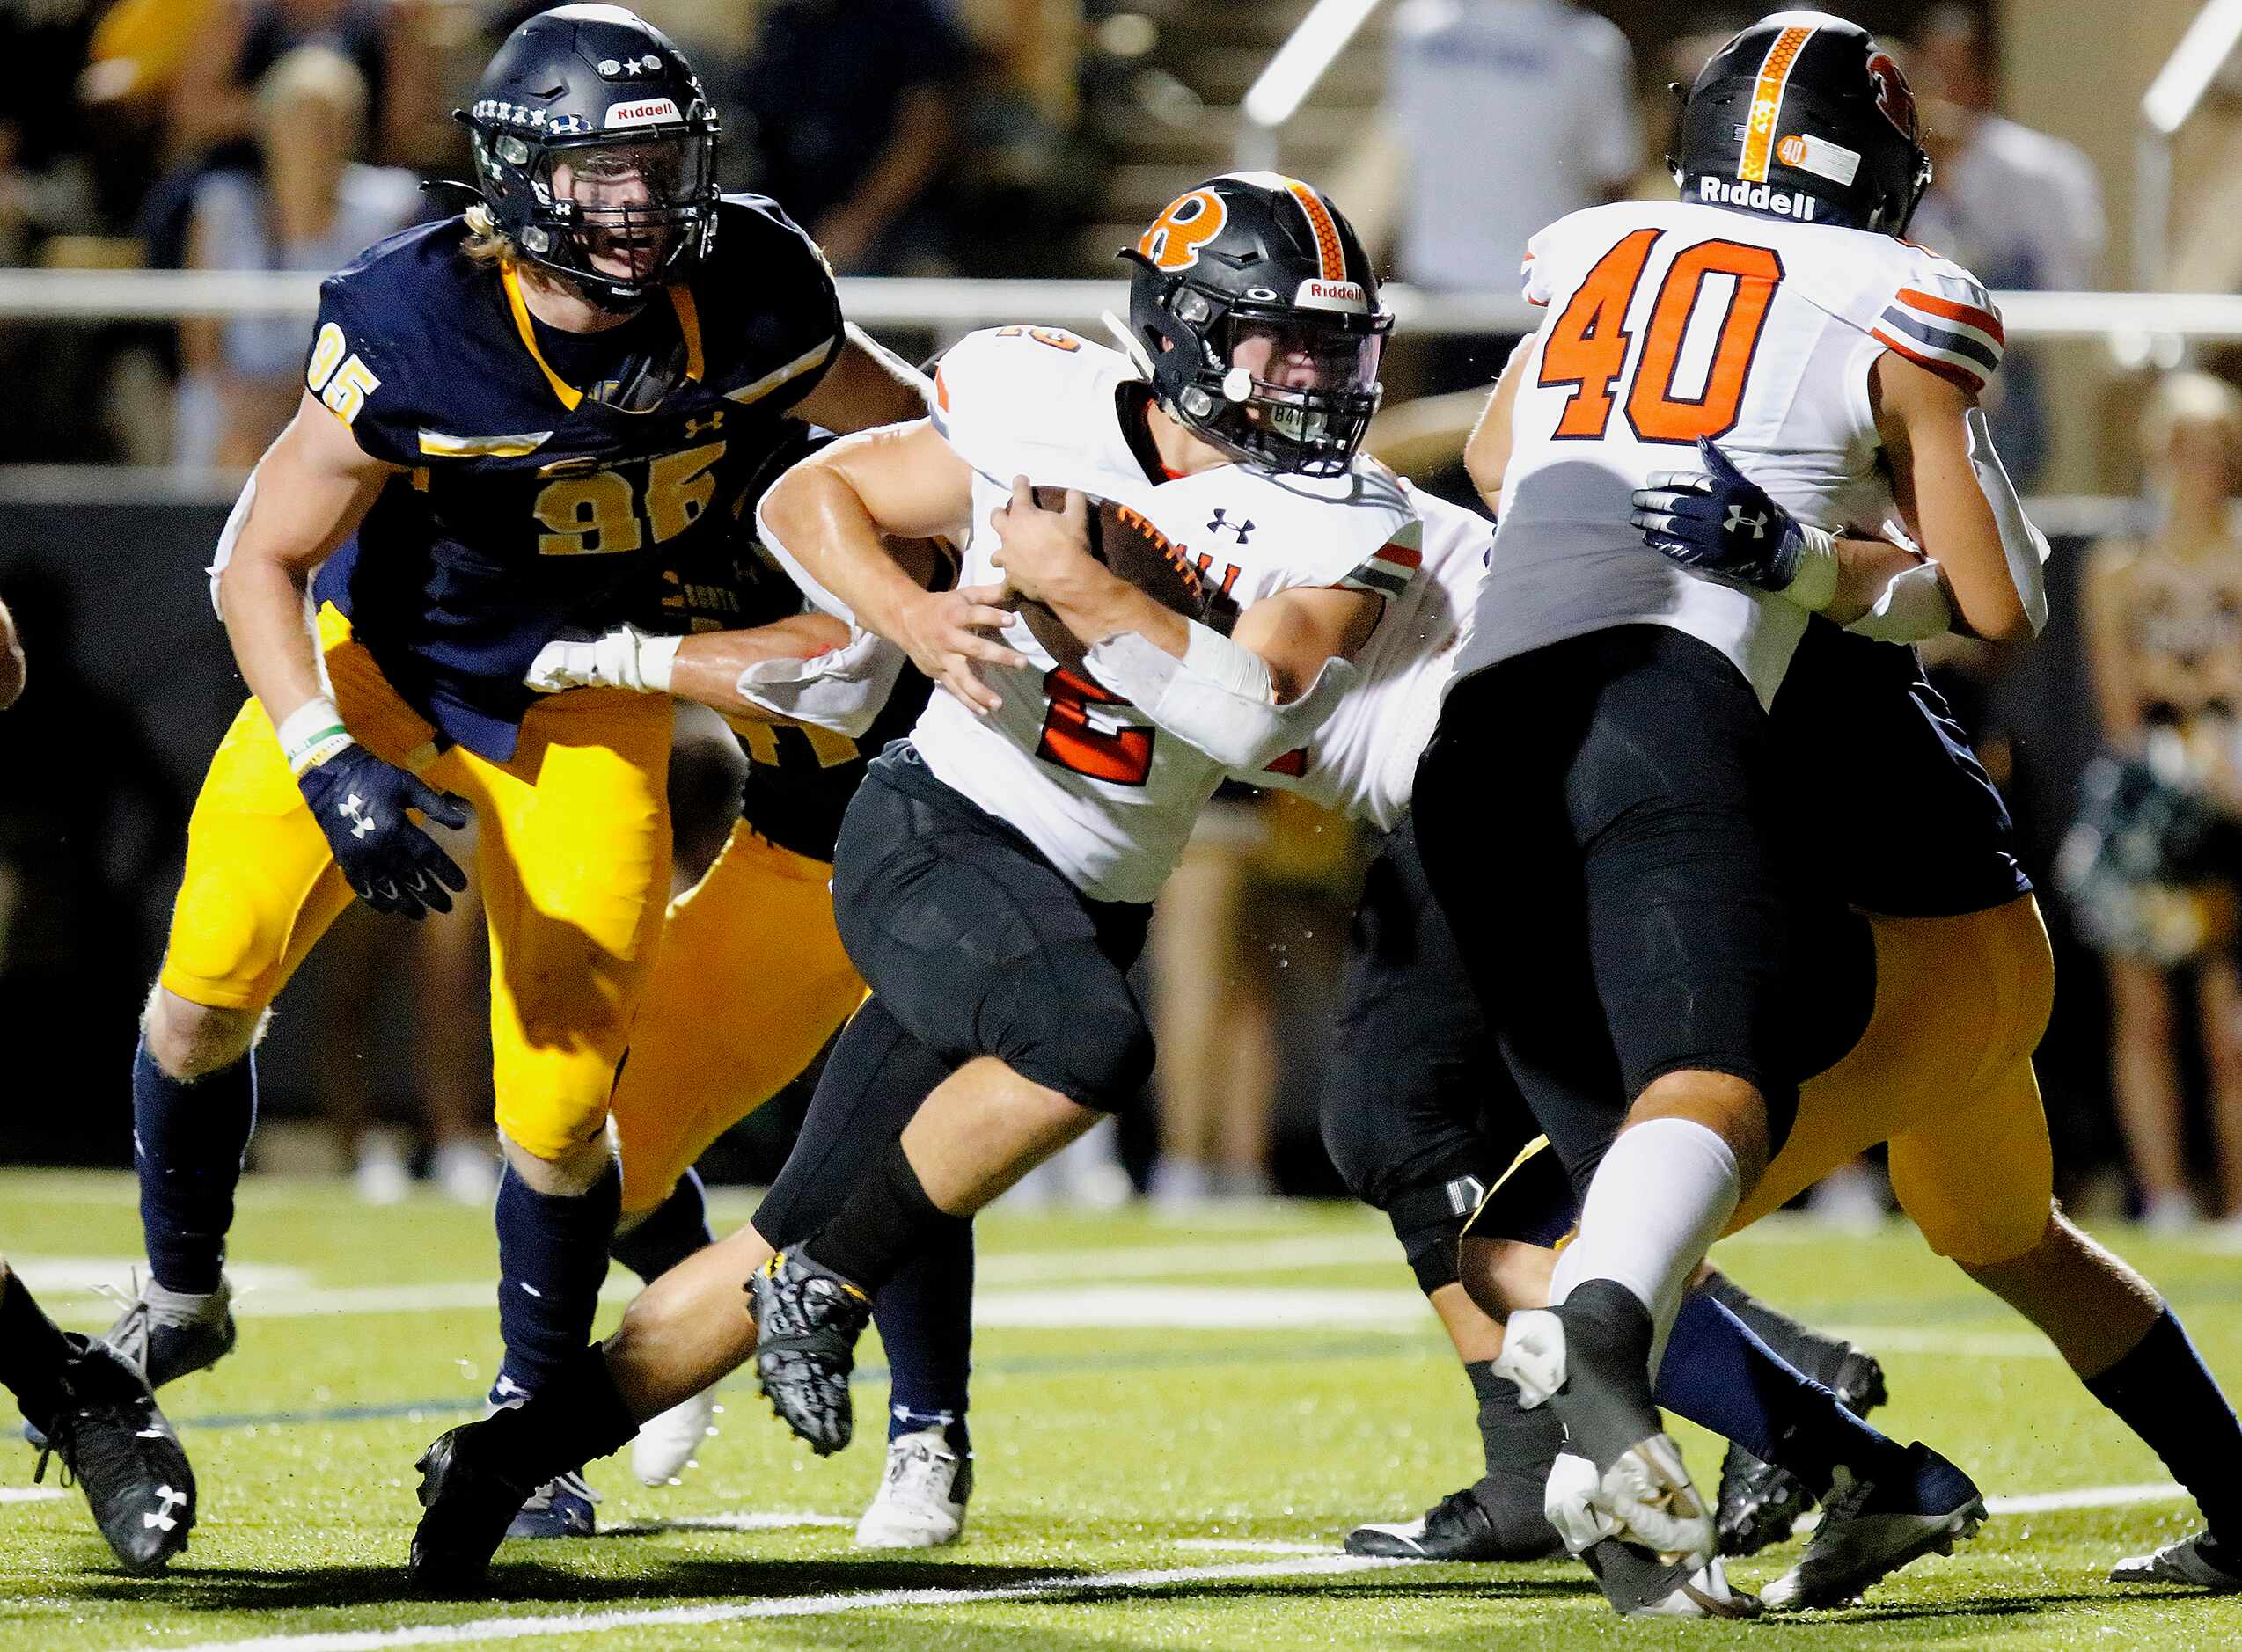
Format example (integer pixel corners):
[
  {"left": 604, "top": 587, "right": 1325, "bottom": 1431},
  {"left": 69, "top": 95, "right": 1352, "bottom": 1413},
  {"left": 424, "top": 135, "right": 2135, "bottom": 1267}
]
[{"left": 103, "top": 5, "right": 926, "bottom": 1539}]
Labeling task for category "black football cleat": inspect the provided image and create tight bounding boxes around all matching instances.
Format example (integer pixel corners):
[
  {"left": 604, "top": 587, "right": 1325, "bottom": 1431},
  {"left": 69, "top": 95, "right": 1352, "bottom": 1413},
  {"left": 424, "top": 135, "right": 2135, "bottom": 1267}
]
[
  {"left": 1345, "top": 1482, "right": 1565, "bottom": 1561},
  {"left": 409, "top": 1423, "right": 534, "bottom": 1592},
  {"left": 32, "top": 1336, "right": 196, "bottom": 1575},
  {"left": 748, "top": 1250, "right": 872, "bottom": 1455},
  {"left": 1716, "top": 1345, "right": 1887, "bottom": 1557},
  {"left": 26, "top": 1277, "right": 236, "bottom": 1452}
]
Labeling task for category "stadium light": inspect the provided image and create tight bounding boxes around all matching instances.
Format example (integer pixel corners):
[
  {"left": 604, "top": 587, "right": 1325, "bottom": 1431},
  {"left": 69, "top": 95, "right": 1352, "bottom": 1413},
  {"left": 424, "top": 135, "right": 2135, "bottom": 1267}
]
[
  {"left": 1237, "top": 0, "right": 1384, "bottom": 169},
  {"left": 2143, "top": 0, "right": 2242, "bottom": 135}
]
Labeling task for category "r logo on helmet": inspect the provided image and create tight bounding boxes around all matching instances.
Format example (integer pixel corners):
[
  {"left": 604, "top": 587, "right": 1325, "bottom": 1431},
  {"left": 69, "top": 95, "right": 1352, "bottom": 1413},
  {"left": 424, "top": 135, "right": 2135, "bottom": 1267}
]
[
  {"left": 1139, "top": 190, "right": 1227, "bottom": 272},
  {"left": 1866, "top": 50, "right": 1917, "bottom": 141}
]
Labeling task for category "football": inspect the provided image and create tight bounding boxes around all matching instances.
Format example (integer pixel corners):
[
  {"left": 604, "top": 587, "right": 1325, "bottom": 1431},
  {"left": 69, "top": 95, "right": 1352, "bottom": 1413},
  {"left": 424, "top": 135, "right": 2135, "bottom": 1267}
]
[{"left": 1010, "top": 487, "right": 1232, "bottom": 675}]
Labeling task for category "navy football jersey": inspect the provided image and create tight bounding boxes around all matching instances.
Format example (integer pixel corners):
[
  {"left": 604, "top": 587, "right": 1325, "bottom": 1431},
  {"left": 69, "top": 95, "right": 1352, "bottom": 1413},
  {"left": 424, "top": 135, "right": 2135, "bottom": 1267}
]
[
  {"left": 310, "top": 194, "right": 843, "bottom": 761},
  {"left": 1773, "top": 620, "right": 2033, "bottom": 919}
]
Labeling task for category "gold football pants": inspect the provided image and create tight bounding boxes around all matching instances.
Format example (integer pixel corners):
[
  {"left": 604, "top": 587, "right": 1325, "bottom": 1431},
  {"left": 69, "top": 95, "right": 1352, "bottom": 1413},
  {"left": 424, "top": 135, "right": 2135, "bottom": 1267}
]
[{"left": 160, "top": 604, "right": 674, "bottom": 1161}]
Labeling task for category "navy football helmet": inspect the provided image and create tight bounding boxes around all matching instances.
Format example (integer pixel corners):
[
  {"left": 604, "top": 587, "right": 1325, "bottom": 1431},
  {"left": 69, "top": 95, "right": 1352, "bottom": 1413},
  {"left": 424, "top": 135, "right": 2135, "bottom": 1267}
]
[
  {"left": 462, "top": 4, "right": 721, "bottom": 307},
  {"left": 1119, "top": 173, "right": 1389, "bottom": 478},
  {"left": 1670, "top": 11, "right": 1931, "bottom": 235}
]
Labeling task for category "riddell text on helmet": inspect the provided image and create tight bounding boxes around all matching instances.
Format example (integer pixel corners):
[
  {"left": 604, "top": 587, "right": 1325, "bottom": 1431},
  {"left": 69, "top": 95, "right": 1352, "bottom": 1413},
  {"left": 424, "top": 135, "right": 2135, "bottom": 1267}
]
[{"left": 1699, "top": 175, "right": 1821, "bottom": 221}]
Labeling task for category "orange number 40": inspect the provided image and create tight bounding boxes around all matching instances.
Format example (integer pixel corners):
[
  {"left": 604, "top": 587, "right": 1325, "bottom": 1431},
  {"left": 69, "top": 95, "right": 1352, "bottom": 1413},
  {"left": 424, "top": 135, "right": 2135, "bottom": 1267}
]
[{"left": 1536, "top": 230, "right": 1783, "bottom": 444}]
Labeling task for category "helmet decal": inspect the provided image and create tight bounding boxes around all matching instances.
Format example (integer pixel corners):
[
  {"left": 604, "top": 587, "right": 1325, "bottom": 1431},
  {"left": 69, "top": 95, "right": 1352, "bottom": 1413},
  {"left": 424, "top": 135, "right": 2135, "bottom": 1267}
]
[
  {"left": 1280, "top": 179, "right": 1349, "bottom": 283},
  {"left": 1139, "top": 190, "right": 1227, "bottom": 271},
  {"left": 1866, "top": 50, "right": 1917, "bottom": 142},
  {"left": 1738, "top": 23, "right": 1818, "bottom": 183}
]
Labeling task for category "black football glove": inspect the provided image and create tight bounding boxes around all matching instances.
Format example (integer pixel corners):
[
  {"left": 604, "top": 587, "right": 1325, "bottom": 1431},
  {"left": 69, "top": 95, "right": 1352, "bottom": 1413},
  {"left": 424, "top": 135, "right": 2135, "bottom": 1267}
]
[
  {"left": 1630, "top": 436, "right": 1833, "bottom": 604},
  {"left": 297, "top": 743, "right": 471, "bottom": 919}
]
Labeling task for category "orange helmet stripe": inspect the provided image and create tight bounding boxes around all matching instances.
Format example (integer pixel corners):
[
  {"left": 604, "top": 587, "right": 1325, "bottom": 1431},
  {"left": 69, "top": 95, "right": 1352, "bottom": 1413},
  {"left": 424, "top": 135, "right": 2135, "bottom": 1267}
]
[
  {"left": 1738, "top": 24, "right": 1817, "bottom": 183},
  {"left": 1281, "top": 179, "right": 1348, "bottom": 282}
]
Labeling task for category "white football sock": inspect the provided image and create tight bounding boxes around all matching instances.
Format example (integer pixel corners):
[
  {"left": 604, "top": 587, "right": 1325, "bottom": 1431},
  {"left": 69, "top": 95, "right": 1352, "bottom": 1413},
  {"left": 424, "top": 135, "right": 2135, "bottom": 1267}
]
[{"left": 1549, "top": 1116, "right": 1740, "bottom": 1371}]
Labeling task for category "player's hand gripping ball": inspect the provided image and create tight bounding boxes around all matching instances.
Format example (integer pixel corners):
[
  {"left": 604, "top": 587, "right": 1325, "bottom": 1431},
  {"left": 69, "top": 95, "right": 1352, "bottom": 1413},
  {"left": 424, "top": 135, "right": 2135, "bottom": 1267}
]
[
  {"left": 995, "top": 480, "right": 1231, "bottom": 675},
  {"left": 1630, "top": 437, "right": 1818, "bottom": 595},
  {"left": 297, "top": 744, "right": 472, "bottom": 920}
]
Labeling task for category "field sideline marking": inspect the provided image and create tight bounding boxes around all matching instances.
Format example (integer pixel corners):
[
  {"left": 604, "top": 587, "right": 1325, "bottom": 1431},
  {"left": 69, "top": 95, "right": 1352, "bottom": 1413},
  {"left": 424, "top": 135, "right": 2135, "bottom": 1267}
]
[
  {"left": 137, "top": 1553, "right": 1413, "bottom": 1652},
  {"left": 0, "top": 1487, "right": 66, "bottom": 1503}
]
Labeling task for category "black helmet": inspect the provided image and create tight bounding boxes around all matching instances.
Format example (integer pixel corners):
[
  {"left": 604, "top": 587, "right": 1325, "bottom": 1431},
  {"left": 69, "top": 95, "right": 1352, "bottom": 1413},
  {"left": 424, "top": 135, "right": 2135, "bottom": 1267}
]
[
  {"left": 1118, "top": 173, "right": 1390, "bottom": 478},
  {"left": 1670, "top": 11, "right": 1931, "bottom": 235},
  {"left": 462, "top": 4, "right": 721, "bottom": 307}
]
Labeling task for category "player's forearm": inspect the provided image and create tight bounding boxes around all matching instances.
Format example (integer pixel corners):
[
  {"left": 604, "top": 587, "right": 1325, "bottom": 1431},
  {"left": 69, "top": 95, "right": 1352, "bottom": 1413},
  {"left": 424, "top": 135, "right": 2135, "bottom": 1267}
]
[
  {"left": 665, "top": 614, "right": 853, "bottom": 720},
  {"left": 1035, "top": 559, "right": 1191, "bottom": 662},
  {"left": 761, "top": 465, "right": 931, "bottom": 644},
  {"left": 1821, "top": 535, "right": 1932, "bottom": 625},
  {"left": 219, "top": 554, "right": 332, "bottom": 730}
]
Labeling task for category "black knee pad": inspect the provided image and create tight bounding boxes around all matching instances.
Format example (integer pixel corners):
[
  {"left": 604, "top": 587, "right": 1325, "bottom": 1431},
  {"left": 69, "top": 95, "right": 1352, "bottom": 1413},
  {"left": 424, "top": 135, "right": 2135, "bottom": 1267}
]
[
  {"left": 1383, "top": 1171, "right": 1496, "bottom": 1294},
  {"left": 994, "top": 975, "right": 1154, "bottom": 1112}
]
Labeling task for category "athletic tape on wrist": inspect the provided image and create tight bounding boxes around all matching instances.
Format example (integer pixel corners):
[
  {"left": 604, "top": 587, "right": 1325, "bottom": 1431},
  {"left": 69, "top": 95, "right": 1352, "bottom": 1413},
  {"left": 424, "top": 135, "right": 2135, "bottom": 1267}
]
[
  {"left": 275, "top": 695, "right": 353, "bottom": 776},
  {"left": 635, "top": 632, "right": 681, "bottom": 694}
]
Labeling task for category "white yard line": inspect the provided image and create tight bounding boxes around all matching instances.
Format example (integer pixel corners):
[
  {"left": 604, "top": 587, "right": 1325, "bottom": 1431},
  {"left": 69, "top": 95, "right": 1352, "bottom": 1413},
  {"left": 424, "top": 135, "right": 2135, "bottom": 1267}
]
[
  {"left": 1987, "top": 1483, "right": 2191, "bottom": 1516},
  {"left": 140, "top": 1553, "right": 1410, "bottom": 1652},
  {"left": 0, "top": 1487, "right": 67, "bottom": 1503},
  {"left": 21, "top": 1235, "right": 1398, "bottom": 1322}
]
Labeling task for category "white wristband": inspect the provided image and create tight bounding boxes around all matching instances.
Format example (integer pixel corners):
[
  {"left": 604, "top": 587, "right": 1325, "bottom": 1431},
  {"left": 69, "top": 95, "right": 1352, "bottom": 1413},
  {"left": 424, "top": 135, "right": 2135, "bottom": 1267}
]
[
  {"left": 634, "top": 632, "right": 681, "bottom": 694},
  {"left": 275, "top": 695, "right": 353, "bottom": 776},
  {"left": 1783, "top": 523, "right": 1840, "bottom": 613}
]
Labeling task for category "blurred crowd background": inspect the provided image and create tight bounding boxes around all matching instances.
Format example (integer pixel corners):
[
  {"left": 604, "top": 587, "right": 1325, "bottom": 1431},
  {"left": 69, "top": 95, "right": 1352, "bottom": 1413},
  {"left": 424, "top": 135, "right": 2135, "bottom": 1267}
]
[{"left": 8, "top": 0, "right": 2242, "bottom": 1232}]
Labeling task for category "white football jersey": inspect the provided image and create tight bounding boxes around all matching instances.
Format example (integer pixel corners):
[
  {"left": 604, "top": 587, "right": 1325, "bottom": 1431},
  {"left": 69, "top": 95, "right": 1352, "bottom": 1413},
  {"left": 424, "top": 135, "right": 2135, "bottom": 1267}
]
[
  {"left": 917, "top": 325, "right": 1422, "bottom": 903},
  {"left": 1457, "top": 197, "right": 2004, "bottom": 707},
  {"left": 1252, "top": 487, "right": 1491, "bottom": 831}
]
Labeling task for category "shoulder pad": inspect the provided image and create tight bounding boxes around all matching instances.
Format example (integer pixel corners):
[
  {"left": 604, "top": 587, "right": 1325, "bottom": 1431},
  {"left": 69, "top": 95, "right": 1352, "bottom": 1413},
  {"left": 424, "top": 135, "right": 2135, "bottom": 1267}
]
[
  {"left": 929, "top": 327, "right": 1131, "bottom": 470},
  {"left": 1870, "top": 244, "right": 2004, "bottom": 395},
  {"left": 309, "top": 221, "right": 470, "bottom": 465}
]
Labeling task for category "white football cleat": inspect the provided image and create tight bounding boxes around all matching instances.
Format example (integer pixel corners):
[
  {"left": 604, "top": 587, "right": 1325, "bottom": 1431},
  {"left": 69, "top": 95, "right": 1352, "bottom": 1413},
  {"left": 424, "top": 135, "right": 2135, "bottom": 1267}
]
[
  {"left": 632, "top": 1390, "right": 718, "bottom": 1487},
  {"left": 854, "top": 1427, "right": 972, "bottom": 1549},
  {"left": 2112, "top": 1531, "right": 2242, "bottom": 1592}
]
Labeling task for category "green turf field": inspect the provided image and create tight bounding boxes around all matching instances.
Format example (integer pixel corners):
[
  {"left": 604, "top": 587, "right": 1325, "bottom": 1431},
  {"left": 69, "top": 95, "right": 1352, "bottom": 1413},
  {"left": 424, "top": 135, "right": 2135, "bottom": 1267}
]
[{"left": 5, "top": 1169, "right": 2242, "bottom": 1650}]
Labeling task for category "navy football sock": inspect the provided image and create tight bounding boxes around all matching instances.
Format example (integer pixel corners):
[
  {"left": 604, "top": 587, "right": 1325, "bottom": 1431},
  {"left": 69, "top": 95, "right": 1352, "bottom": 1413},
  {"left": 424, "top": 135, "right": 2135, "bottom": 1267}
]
[
  {"left": 803, "top": 1137, "right": 965, "bottom": 1292},
  {"left": 2084, "top": 1309, "right": 2242, "bottom": 1540},
  {"left": 609, "top": 1169, "right": 712, "bottom": 1285},
  {"left": 1654, "top": 1290, "right": 1905, "bottom": 1498},
  {"left": 473, "top": 1345, "right": 641, "bottom": 1488},
  {"left": 0, "top": 1268, "right": 77, "bottom": 1428},
  {"left": 132, "top": 1038, "right": 256, "bottom": 1296},
  {"left": 874, "top": 1220, "right": 975, "bottom": 1452},
  {"left": 1698, "top": 1268, "right": 1857, "bottom": 1387},
  {"left": 491, "top": 1159, "right": 621, "bottom": 1405}
]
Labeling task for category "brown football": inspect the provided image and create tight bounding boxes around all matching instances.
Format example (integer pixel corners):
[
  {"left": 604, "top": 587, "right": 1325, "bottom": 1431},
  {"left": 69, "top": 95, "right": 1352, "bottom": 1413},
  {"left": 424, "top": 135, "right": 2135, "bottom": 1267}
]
[{"left": 1012, "top": 487, "right": 1234, "bottom": 676}]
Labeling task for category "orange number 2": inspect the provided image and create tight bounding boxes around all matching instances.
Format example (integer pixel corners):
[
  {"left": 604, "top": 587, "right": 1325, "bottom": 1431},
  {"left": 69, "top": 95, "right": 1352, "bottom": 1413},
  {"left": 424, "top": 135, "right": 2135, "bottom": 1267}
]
[
  {"left": 1537, "top": 231, "right": 1784, "bottom": 444},
  {"left": 1037, "top": 668, "right": 1154, "bottom": 786}
]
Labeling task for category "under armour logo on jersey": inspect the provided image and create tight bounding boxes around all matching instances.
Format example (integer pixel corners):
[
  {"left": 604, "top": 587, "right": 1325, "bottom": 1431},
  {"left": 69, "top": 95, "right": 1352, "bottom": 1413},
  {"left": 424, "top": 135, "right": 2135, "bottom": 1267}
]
[
  {"left": 1725, "top": 505, "right": 1768, "bottom": 540},
  {"left": 682, "top": 409, "right": 724, "bottom": 441},
  {"left": 143, "top": 1485, "right": 187, "bottom": 1532},
  {"left": 339, "top": 794, "right": 377, "bottom": 838},
  {"left": 1207, "top": 508, "right": 1254, "bottom": 544}
]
